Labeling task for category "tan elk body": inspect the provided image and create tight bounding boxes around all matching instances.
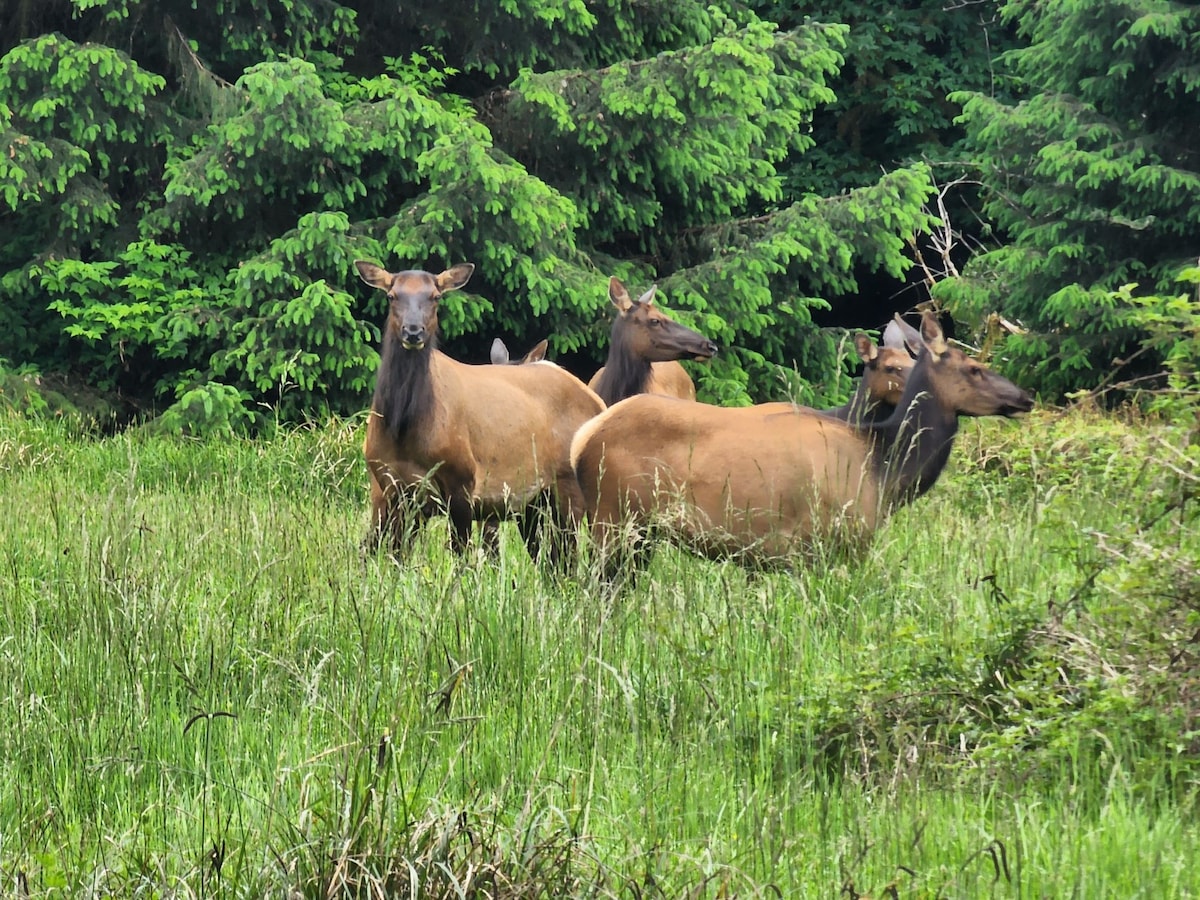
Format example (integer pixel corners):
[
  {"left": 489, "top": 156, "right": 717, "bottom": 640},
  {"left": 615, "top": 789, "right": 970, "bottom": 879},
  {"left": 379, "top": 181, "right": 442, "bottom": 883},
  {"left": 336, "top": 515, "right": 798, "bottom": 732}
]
[
  {"left": 571, "top": 313, "right": 1032, "bottom": 569},
  {"left": 356, "top": 261, "right": 604, "bottom": 558}
]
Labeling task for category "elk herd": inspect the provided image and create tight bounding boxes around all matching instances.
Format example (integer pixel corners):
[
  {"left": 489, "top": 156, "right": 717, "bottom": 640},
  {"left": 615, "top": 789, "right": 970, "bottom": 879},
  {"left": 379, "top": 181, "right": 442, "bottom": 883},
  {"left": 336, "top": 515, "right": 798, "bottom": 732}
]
[{"left": 354, "top": 259, "right": 1033, "bottom": 581}]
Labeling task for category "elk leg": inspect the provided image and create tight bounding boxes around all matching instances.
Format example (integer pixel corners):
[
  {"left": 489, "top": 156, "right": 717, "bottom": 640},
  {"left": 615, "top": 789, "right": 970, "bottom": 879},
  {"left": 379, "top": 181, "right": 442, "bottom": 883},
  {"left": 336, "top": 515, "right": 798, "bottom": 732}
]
[
  {"left": 516, "top": 506, "right": 544, "bottom": 563},
  {"left": 386, "top": 498, "right": 416, "bottom": 558},
  {"left": 593, "top": 520, "right": 653, "bottom": 587},
  {"left": 363, "top": 468, "right": 400, "bottom": 555},
  {"left": 541, "top": 477, "right": 588, "bottom": 571},
  {"left": 587, "top": 484, "right": 654, "bottom": 587},
  {"left": 480, "top": 515, "right": 502, "bottom": 555},
  {"left": 446, "top": 492, "right": 474, "bottom": 555},
  {"left": 518, "top": 491, "right": 579, "bottom": 568},
  {"left": 366, "top": 469, "right": 425, "bottom": 561}
]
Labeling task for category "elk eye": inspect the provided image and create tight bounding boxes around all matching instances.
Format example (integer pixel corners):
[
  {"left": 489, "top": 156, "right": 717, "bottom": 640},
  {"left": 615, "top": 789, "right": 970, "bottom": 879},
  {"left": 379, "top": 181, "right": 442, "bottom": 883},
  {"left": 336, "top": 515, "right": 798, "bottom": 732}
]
[
  {"left": 970, "top": 366, "right": 983, "bottom": 378},
  {"left": 649, "top": 318, "right": 661, "bottom": 327}
]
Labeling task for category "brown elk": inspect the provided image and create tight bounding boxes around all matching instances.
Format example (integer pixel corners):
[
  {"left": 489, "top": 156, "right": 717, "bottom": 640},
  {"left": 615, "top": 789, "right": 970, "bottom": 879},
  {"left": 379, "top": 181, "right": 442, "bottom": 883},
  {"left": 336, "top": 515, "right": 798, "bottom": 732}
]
[
  {"left": 356, "top": 260, "right": 605, "bottom": 560},
  {"left": 483, "top": 336, "right": 552, "bottom": 548},
  {"left": 819, "top": 329, "right": 917, "bottom": 423},
  {"left": 587, "top": 277, "right": 718, "bottom": 405},
  {"left": 571, "top": 312, "right": 1032, "bottom": 572},
  {"left": 490, "top": 337, "right": 549, "bottom": 365}
]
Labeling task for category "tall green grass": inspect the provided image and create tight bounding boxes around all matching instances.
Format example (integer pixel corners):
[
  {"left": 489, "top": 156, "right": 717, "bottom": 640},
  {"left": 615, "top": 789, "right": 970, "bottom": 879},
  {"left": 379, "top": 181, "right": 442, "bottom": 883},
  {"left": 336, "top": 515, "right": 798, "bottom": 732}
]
[{"left": 1, "top": 408, "right": 1196, "bottom": 896}]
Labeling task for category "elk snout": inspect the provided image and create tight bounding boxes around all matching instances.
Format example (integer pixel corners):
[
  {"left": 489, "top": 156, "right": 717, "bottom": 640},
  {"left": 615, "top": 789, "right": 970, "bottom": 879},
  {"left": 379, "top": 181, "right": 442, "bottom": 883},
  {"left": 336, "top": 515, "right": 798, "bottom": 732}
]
[
  {"left": 1001, "top": 389, "right": 1035, "bottom": 417},
  {"left": 399, "top": 323, "right": 427, "bottom": 350}
]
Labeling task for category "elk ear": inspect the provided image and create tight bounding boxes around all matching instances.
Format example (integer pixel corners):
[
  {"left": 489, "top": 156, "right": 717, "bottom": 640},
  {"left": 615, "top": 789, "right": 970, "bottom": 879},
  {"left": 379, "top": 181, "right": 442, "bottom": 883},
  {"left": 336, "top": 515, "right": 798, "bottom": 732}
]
[
  {"left": 490, "top": 338, "right": 510, "bottom": 365},
  {"left": 853, "top": 332, "right": 878, "bottom": 364},
  {"left": 920, "top": 312, "right": 949, "bottom": 358},
  {"left": 884, "top": 313, "right": 923, "bottom": 356},
  {"left": 636, "top": 284, "right": 657, "bottom": 307},
  {"left": 609, "top": 277, "right": 633, "bottom": 313},
  {"left": 522, "top": 338, "right": 549, "bottom": 363},
  {"left": 437, "top": 263, "right": 475, "bottom": 292},
  {"left": 355, "top": 260, "right": 391, "bottom": 290}
]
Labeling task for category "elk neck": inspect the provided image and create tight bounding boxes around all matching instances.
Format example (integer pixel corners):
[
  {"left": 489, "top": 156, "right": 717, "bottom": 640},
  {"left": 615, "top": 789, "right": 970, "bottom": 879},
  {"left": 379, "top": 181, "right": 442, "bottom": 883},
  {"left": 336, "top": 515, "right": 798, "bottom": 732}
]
[
  {"left": 373, "top": 328, "right": 438, "bottom": 441},
  {"left": 864, "top": 359, "right": 959, "bottom": 505},
  {"left": 593, "top": 326, "right": 652, "bottom": 406}
]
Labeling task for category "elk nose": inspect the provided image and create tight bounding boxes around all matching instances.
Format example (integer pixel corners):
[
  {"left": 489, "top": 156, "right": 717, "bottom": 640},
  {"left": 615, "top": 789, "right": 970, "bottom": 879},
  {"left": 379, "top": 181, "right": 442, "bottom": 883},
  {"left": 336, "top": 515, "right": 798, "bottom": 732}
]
[
  {"left": 700, "top": 340, "right": 719, "bottom": 358},
  {"left": 1001, "top": 388, "right": 1035, "bottom": 416},
  {"left": 400, "top": 324, "right": 426, "bottom": 348}
]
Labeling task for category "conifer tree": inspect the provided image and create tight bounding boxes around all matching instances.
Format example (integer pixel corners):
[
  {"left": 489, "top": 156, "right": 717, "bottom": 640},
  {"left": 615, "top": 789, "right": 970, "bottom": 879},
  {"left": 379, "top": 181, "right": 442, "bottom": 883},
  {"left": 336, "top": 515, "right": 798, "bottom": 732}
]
[
  {"left": 0, "top": 0, "right": 936, "bottom": 427},
  {"left": 938, "top": 0, "right": 1200, "bottom": 400},
  {"left": 745, "top": 0, "right": 1019, "bottom": 195}
]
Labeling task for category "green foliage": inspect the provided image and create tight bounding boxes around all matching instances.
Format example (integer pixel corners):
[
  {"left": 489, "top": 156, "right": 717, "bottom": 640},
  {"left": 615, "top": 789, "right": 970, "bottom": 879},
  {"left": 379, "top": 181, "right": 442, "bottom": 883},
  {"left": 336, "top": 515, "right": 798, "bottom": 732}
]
[
  {"left": 0, "top": 33, "right": 166, "bottom": 169},
  {"left": 0, "top": 32, "right": 171, "bottom": 365},
  {"left": 659, "top": 164, "right": 938, "bottom": 399},
  {"left": 490, "top": 18, "right": 935, "bottom": 394},
  {"left": 354, "top": 0, "right": 711, "bottom": 83},
  {"left": 208, "top": 211, "right": 381, "bottom": 420},
  {"left": 746, "top": 0, "right": 1021, "bottom": 194},
  {"left": 382, "top": 115, "right": 591, "bottom": 348},
  {"left": 109, "top": 0, "right": 359, "bottom": 86},
  {"left": 796, "top": 408, "right": 1200, "bottom": 797},
  {"left": 1112, "top": 267, "right": 1200, "bottom": 418},
  {"left": 507, "top": 13, "right": 842, "bottom": 239},
  {"left": 2, "top": 0, "right": 947, "bottom": 429},
  {"left": 151, "top": 381, "right": 256, "bottom": 435},
  {"left": 157, "top": 57, "right": 378, "bottom": 249},
  {"left": 971, "top": 429, "right": 1200, "bottom": 793},
  {"left": 0, "top": 32, "right": 167, "bottom": 255},
  {"left": 0, "top": 99, "right": 90, "bottom": 213},
  {"left": 0, "top": 363, "right": 51, "bottom": 417},
  {"left": 939, "top": 0, "right": 1200, "bottom": 401},
  {"left": 37, "top": 241, "right": 217, "bottom": 393}
]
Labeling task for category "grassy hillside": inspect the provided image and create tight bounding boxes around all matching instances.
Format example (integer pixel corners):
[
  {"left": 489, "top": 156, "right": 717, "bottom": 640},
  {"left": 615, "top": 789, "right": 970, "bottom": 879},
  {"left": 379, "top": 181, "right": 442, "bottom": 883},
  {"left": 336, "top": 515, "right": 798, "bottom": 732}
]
[{"left": 1, "top": 407, "right": 1196, "bottom": 897}]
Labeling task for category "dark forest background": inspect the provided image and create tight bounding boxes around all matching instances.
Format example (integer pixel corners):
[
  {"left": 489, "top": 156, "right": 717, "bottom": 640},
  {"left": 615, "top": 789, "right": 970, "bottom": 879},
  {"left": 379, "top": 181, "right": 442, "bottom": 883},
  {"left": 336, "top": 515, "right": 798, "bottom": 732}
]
[{"left": 2, "top": 0, "right": 1197, "bottom": 431}]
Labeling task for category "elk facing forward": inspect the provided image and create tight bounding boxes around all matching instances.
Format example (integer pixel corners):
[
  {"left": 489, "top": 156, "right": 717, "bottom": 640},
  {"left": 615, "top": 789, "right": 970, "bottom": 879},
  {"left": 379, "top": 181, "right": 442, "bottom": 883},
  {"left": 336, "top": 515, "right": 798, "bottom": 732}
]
[
  {"left": 588, "top": 277, "right": 717, "bottom": 405},
  {"left": 571, "top": 313, "right": 1032, "bottom": 571},
  {"left": 820, "top": 330, "right": 917, "bottom": 423},
  {"left": 357, "top": 261, "right": 605, "bottom": 560}
]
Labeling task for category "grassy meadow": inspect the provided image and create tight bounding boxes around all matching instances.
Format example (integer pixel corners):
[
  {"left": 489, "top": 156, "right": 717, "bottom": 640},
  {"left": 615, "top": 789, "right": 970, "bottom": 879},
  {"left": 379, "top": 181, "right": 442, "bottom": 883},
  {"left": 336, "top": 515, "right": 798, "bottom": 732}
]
[{"left": 1, "top": 405, "right": 1197, "bottom": 897}]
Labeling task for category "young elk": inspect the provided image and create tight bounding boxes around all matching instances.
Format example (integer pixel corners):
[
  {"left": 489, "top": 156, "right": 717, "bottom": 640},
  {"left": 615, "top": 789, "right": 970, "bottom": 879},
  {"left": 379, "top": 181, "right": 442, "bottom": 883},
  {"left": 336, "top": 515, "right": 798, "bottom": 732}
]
[
  {"left": 819, "top": 330, "right": 917, "bottom": 423},
  {"left": 356, "top": 261, "right": 605, "bottom": 561},
  {"left": 571, "top": 312, "right": 1032, "bottom": 574},
  {"left": 587, "top": 277, "right": 718, "bottom": 405}
]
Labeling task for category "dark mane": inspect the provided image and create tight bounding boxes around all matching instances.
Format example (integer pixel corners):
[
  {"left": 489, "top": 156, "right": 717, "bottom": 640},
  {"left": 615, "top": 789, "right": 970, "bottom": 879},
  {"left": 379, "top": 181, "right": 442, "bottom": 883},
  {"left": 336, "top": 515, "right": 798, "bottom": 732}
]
[
  {"left": 593, "top": 322, "right": 652, "bottom": 406},
  {"left": 373, "top": 329, "right": 437, "bottom": 442},
  {"left": 863, "top": 356, "right": 957, "bottom": 504}
]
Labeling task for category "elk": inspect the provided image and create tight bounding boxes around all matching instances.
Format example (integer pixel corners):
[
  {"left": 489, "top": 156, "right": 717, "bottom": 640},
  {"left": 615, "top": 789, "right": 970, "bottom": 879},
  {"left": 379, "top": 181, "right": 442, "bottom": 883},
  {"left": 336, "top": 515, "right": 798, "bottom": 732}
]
[
  {"left": 571, "top": 312, "right": 1032, "bottom": 573},
  {"left": 587, "top": 277, "right": 718, "bottom": 405},
  {"left": 356, "top": 260, "right": 605, "bottom": 561},
  {"left": 819, "top": 330, "right": 917, "bottom": 423}
]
